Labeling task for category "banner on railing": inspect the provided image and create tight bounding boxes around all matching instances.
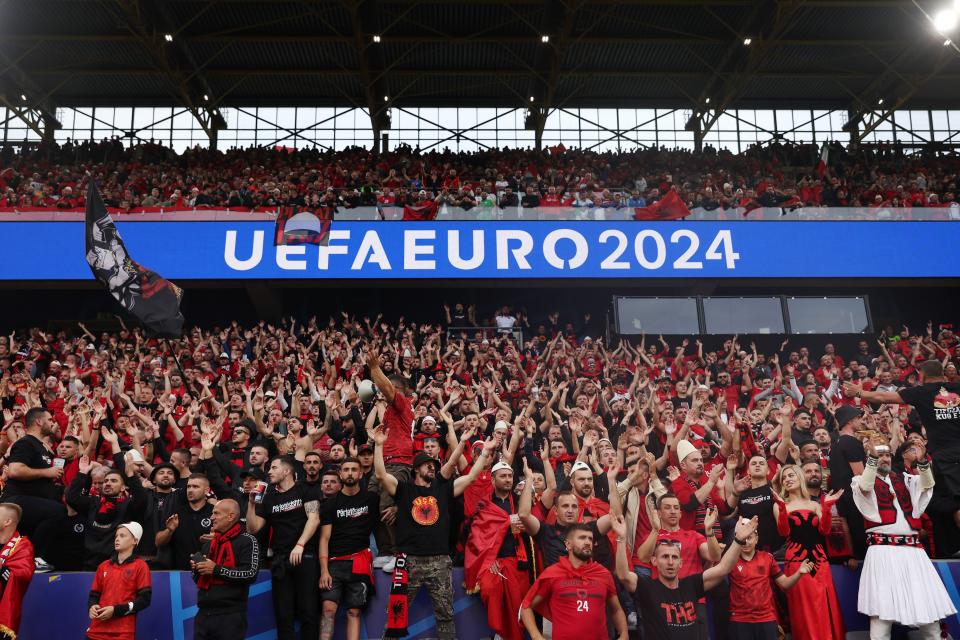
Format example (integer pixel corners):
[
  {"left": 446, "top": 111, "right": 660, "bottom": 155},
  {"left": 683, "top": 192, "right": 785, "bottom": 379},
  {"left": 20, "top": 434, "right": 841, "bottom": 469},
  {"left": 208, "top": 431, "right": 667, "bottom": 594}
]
[{"left": 0, "top": 219, "right": 957, "bottom": 280}]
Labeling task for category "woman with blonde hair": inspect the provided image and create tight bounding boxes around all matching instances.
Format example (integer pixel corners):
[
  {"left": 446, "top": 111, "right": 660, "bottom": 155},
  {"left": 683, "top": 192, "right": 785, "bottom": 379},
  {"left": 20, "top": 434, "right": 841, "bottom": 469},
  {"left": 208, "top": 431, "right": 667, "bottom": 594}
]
[{"left": 772, "top": 464, "right": 846, "bottom": 640}]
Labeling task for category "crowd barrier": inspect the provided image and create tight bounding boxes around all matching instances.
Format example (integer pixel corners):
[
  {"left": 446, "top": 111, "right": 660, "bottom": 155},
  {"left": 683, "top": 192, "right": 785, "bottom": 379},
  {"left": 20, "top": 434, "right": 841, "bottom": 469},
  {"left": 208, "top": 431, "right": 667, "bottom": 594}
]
[
  {"left": 0, "top": 205, "right": 959, "bottom": 222},
  {"left": 19, "top": 562, "right": 960, "bottom": 639}
]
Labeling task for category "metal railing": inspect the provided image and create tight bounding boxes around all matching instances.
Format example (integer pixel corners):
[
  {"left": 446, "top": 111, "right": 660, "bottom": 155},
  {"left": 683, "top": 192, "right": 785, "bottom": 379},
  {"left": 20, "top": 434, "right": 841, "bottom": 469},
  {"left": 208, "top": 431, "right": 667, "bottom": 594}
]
[{"left": 1, "top": 205, "right": 957, "bottom": 222}]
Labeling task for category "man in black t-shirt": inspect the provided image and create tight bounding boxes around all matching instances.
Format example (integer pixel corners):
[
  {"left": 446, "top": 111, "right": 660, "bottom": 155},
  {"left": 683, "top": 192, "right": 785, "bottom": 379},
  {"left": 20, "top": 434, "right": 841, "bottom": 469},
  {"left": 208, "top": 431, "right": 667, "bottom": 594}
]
[
  {"left": 845, "top": 359, "right": 960, "bottom": 556},
  {"left": 729, "top": 454, "right": 783, "bottom": 553},
  {"left": 318, "top": 458, "right": 379, "bottom": 640},
  {"left": 615, "top": 514, "right": 758, "bottom": 640},
  {"left": 828, "top": 404, "right": 867, "bottom": 559},
  {"left": 1, "top": 407, "right": 66, "bottom": 535},
  {"left": 246, "top": 457, "right": 320, "bottom": 640},
  {"left": 371, "top": 425, "right": 495, "bottom": 640},
  {"left": 155, "top": 474, "right": 214, "bottom": 570}
]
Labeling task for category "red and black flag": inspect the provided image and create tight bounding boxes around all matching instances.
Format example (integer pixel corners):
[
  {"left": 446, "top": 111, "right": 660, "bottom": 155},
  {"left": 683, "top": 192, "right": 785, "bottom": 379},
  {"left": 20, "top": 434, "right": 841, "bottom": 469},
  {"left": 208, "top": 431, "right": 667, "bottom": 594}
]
[
  {"left": 85, "top": 181, "right": 184, "bottom": 337},
  {"left": 274, "top": 205, "right": 335, "bottom": 246},
  {"left": 402, "top": 201, "right": 438, "bottom": 221},
  {"left": 633, "top": 189, "right": 691, "bottom": 221}
]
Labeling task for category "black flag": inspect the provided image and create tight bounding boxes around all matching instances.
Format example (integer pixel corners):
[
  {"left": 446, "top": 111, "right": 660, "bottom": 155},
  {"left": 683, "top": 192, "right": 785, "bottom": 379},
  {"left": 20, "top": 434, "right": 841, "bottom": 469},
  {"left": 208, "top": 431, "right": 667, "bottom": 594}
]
[{"left": 84, "top": 181, "right": 184, "bottom": 337}]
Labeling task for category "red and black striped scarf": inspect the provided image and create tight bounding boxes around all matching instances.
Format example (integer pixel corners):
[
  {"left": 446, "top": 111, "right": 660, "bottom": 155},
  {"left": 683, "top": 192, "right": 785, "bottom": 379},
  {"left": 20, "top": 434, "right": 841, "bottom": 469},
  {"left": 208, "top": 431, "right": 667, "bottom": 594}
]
[{"left": 197, "top": 523, "right": 241, "bottom": 590}]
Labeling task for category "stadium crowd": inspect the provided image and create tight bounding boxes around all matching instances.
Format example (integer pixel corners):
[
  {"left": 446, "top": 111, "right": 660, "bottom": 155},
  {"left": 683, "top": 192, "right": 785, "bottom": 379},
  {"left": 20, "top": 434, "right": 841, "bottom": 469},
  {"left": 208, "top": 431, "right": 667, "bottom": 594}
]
[
  {"left": 0, "top": 309, "right": 959, "bottom": 639},
  {"left": 2, "top": 137, "right": 960, "bottom": 214}
]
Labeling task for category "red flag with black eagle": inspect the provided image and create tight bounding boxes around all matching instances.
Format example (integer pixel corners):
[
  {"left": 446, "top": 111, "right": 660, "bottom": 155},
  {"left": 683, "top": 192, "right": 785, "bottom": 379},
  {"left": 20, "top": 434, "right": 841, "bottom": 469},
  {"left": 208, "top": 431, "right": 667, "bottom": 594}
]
[
  {"left": 274, "top": 205, "right": 335, "bottom": 246},
  {"left": 85, "top": 181, "right": 184, "bottom": 337},
  {"left": 633, "top": 189, "right": 691, "bottom": 221}
]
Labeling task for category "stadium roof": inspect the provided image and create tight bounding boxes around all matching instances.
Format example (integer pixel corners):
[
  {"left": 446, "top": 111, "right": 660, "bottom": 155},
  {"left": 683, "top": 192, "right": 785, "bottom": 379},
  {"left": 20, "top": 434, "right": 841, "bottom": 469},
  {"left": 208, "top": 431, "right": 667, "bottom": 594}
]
[{"left": 1, "top": 0, "right": 959, "bottom": 144}]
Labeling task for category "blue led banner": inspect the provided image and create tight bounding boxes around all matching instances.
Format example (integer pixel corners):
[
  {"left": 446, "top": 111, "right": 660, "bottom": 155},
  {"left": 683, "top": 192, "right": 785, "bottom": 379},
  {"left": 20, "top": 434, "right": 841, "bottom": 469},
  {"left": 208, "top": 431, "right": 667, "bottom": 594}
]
[{"left": 1, "top": 220, "right": 957, "bottom": 280}]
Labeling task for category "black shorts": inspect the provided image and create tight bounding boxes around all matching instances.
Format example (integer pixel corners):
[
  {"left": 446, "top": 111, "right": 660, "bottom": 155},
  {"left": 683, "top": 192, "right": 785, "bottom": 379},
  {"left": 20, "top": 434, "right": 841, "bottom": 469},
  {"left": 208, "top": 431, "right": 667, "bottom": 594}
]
[{"left": 320, "top": 559, "right": 370, "bottom": 609}]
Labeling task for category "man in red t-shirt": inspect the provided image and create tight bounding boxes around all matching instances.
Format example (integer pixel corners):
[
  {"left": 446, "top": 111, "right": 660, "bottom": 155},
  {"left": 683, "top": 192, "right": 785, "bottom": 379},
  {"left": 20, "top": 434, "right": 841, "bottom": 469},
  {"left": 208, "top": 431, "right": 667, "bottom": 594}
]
[
  {"left": 671, "top": 439, "right": 730, "bottom": 536},
  {"left": 520, "top": 523, "right": 628, "bottom": 640},
  {"left": 729, "top": 528, "right": 811, "bottom": 640},
  {"left": 86, "top": 522, "right": 152, "bottom": 640},
  {"left": 365, "top": 348, "right": 414, "bottom": 566}
]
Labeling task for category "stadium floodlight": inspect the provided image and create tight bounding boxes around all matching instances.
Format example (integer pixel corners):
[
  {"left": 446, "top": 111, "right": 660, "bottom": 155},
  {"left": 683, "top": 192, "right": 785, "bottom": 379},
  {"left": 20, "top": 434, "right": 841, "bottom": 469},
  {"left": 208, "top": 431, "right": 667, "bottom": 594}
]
[
  {"left": 164, "top": 33, "right": 174, "bottom": 42},
  {"left": 933, "top": 8, "right": 958, "bottom": 33},
  {"left": 373, "top": 35, "right": 381, "bottom": 43},
  {"left": 203, "top": 94, "right": 209, "bottom": 101},
  {"left": 383, "top": 95, "right": 389, "bottom": 102},
  {"left": 705, "top": 97, "right": 711, "bottom": 104},
  {"left": 529, "top": 96, "right": 535, "bottom": 102},
  {"left": 19, "top": 94, "right": 26, "bottom": 101},
  {"left": 878, "top": 98, "right": 884, "bottom": 105},
  {"left": 743, "top": 37, "right": 752, "bottom": 45},
  {"left": 541, "top": 35, "right": 550, "bottom": 43}
]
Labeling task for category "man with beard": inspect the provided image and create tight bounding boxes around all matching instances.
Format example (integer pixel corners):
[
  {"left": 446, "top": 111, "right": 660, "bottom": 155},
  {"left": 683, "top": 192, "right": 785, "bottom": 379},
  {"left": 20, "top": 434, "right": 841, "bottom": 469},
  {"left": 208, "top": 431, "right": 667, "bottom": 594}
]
[
  {"left": 519, "top": 482, "right": 614, "bottom": 569},
  {"left": 0, "top": 503, "right": 35, "bottom": 639},
  {"left": 300, "top": 452, "right": 322, "bottom": 488},
  {"left": 851, "top": 439, "right": 956, "bottom": 639},
  {"left": 520, "top": 523, "right": 628, "bottom": 640},
  {"left": 617, "top": 515, "right": 759, "bottom": 640},
  {"left": 318, "top": 459, "right": 379, "bottom": 640},
  {"left": 67, "top": 445, "right": 148, "bottom": 570},
  {"left": 2, "top": 407, "right": 66, "bottom": 536},
  {"left": 246, "top": 457, "right": 320, "bottom": 640},
  {"left": 137, "top": 462, "right": 179, "bottom": 563},
  {"left": 370, "top": 425, "right": 495, "bottom": 639},
  {"left": 464, "top": 460, "right": 531, "bottom": 640},
  {"left": 670, "top": 440, "right": 729, "bottom": 537},
  {"left": 156, "top": 474, "right": 215, "bottom": 570}
]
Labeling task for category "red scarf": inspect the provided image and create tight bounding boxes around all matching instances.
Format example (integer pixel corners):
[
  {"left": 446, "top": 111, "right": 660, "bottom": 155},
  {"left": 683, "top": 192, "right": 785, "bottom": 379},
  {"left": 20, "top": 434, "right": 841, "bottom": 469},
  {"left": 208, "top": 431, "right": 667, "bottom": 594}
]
[{"left": 197, "top": 523, "right": 240, "bottom": 590}]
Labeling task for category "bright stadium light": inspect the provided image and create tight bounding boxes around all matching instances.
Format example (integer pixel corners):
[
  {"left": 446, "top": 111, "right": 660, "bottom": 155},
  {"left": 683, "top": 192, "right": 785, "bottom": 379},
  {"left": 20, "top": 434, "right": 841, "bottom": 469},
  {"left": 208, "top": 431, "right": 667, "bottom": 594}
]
[
  {"left": 203, "top": 94, "right": 209, "bottom": 101},
  {"left": 878, "top": 98, "right": 884, "bottom": 105},
  {"left": 743, "top": 37, "right": 752, "bottom": 45},
  {"left": 164, "top": 33, "right": 174, "bottom": 42},
  {"left": 529, "top": 96, "right": 535, "bottom": 102},
  {"left": 19, "top": 94, "right": 26, "bottom": 101},
  {"left": 705, "top": 97, "right": 711, "bottom": 104},
  {"left": 933, "top": 8, "right": 958, "bottom": 33},
  {"left": 383, "top": 95, "right": 389, "bottom": 102},
  {"left": 541, "top": 35, "right": 550, "bottom": 43},
  {"left": 372, "top": 35, "right": 381, "bottom": 43}
]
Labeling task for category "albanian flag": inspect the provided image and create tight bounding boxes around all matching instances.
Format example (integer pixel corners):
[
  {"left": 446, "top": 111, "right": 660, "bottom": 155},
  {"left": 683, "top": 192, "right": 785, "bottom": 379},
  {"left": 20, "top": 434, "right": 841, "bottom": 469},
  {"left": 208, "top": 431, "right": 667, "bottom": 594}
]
[
  {"left": 633, "top": 189, "right": 691, "bottom": 221},
  {"left": 85, "top": 181, "right": 184, "bottom": 337},
  {"left": 402, "top": 201, "right": 438, "bottom": 221},
  {"left": 274, "top": 205, "right": 334, "bottom": 246}
]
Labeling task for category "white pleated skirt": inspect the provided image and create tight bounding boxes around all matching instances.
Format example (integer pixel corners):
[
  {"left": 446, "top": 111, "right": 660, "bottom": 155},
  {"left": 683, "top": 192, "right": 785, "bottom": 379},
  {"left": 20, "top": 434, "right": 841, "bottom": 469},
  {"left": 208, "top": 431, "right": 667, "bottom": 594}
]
[{"left": 857, "top": 545, "right": 957, "bottom": 626}]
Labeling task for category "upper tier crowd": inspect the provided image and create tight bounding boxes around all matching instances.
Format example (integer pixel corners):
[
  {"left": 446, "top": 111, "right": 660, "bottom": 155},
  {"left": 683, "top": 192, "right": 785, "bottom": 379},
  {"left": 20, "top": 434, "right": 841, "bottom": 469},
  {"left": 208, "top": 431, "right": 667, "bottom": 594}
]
[
  {"left": 1, "top": 137, "right": 959, "bottom": 213},
  {"left": 1, "top": 305, "right": 960, "bottom": 640}
]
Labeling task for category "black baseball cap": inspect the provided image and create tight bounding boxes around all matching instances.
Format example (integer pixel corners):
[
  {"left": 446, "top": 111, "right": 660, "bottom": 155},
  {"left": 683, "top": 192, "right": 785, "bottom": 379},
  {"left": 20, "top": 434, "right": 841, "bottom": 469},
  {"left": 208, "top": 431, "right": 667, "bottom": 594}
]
[
  {"left": 239, "top": 466, "right": 266, "bottom": 481},
  {"left": 412, "top": 452, "right": 441, "bottom": 470},
  {"left": 358, "top": 442, "right": 374, "bottom": 453},
  {"left": 835, "top": 405, "right": 862, "bottom": 429},
  {"left": 149, "top": 462, "right": 177, "bottom": 482}
]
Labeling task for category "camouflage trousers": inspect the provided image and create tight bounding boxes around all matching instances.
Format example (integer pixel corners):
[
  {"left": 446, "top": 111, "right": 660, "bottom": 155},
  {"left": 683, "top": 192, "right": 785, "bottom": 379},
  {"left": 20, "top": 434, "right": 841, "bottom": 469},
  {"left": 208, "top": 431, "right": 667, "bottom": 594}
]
[{"left": 392, "top": 554, "right": 455, "bottom": 640}]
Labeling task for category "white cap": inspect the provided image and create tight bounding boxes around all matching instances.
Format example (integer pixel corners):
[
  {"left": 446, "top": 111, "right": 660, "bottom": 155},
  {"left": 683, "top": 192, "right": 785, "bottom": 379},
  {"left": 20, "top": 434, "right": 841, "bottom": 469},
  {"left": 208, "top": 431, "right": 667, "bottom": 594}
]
[
  {"left": 583, "top": 336, "right": 592, "bottom": 341},
  {"left": 118, "top": 521, "right": 143, "bottom": 543},
  {"left": 494, "top": 420, "right": 509, "bottom": 432},
  {"left": 491, "top": 461, "right": 513, "bottom": 475},
  {"left": 676, "top": 439, "right": 698, "bottom": 463},
  {"left": 127, "top": 449, "right": 144, "bottom": 463},
  {"left": 569, "top": 460, "right": 592, "bottom": 475},
  {"left": 422, "top": 415, "right": 437, "bottom": 424}
]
